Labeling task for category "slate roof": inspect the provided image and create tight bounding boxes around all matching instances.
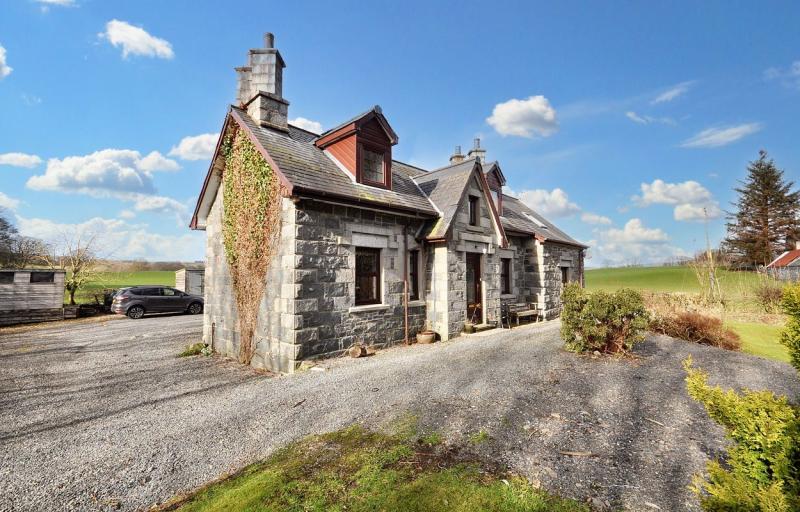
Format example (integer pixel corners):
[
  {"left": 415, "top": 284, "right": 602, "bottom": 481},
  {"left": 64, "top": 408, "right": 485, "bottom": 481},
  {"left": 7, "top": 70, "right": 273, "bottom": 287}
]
[
  {"left": 501, "top": 194, "right": 587, "bottom": 247},
  {"left": 192, "top": 106, "right": 585, "bottom": 250},
  {"left": 233, "top": 107, "right": 437, "bottom": 215},
  {"left": 413, "top": 159, "right": 479, "bottom": 239}
]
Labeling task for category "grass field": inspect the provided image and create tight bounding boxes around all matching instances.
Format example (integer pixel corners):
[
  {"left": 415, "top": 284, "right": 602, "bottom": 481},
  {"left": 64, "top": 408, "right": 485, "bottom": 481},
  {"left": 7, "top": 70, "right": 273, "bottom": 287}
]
[
  {"left": 585, "top": 265, "right": 761, "bottom": 299},
  {"left": 586, "top": 266, "right": 789, "bottom": 363},
  {"left": 71, "top": 271, "right": 175, "bottom": 303},
  {"left": 169, "top": 426, "right": 587, "bottom": 512}
]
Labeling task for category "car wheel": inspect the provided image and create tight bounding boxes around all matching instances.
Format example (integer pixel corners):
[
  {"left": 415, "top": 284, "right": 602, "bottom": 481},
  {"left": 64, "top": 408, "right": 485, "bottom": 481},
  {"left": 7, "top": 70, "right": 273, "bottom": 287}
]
[
  {"left": 188, "top": 302, "right": 203, "bottom": 315},
  {"left": 127, "top": 305, "right": 145, "bottom": 319}
]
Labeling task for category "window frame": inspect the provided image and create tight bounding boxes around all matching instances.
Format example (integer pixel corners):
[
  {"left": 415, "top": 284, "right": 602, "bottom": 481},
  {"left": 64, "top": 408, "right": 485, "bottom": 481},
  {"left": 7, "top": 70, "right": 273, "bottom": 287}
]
[
  {"left": 561, "top": 266, "right": 570, "bottom": 285},
  {"left": 0, "top": 272, "right": 14, "bottom": 285},
  {"left": 468, "top": 196, "right": 479, "bottom": 226},
  {"left": 355, "top": 247, "right": 382, "bottom": 306},
  {"left": 358, "top": 142, "right": 390, "bottom": 188},
  {"left": 501, "top": 258, "right": 512, "bottom": 295},
  {"left": 29, "top": 271, "right": 55, "bottom": 284},
  {"left": 408, "top": 250, "right": 420, "bottom": 301}
]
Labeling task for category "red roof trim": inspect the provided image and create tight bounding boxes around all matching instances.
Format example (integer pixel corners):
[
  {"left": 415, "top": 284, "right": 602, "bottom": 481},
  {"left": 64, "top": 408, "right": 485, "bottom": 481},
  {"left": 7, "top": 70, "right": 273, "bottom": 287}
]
[
  {"left": 768, "top": 249, "right": 800, "bottom": 268},
  {"left": 189, "top": 113, "right": 233, "bottom": 230}
]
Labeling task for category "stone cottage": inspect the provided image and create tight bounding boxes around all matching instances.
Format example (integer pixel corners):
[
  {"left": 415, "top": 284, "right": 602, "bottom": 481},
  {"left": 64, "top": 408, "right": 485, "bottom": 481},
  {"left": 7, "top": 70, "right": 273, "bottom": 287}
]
[{"left": 190, "top": 33, "right": 587, "bottom": 372}]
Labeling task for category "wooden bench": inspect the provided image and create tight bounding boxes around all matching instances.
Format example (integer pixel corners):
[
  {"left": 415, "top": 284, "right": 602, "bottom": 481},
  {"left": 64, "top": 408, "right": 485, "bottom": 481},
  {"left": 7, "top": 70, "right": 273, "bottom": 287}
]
[{"left": 501, "top": 303, "right": 539, "bottom": 328}]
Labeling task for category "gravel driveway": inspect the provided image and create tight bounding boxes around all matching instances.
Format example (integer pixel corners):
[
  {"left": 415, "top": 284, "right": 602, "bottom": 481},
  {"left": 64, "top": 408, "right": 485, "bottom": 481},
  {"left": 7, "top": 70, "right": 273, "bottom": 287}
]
[{"left": 1, "top": 317, "right": 798, "bottom": 512}]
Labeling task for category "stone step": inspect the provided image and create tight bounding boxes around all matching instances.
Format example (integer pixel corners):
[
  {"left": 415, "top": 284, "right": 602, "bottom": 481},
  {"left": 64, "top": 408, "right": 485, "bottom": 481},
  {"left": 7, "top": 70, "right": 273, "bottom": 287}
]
[{"left": 473, "top": 323, "right": 496, "bottom": 332}]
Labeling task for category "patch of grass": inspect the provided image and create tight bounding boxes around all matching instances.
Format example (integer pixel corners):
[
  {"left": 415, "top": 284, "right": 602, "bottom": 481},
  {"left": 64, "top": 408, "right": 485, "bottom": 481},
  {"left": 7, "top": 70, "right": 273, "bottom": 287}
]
[
  {"left": 167, "top": 426, "right": 587, "bottom": 512},
  {"left": 420, "top": 432, "right": 443, "bottom": 447},
  {"left": 69, "top": 271, "right": 175, "bottom": 304},
  {"left": 178, "top": 343, "right": 206, "bottom": 358},
  {"left": 727, "top": 321, "right": 790, "bottom": 363},
  {"left": 469, "top": 430, "right": 490, "bottom": 445},
  {"left": 585, "top": 266, "right": 760, "bottom": 299}
]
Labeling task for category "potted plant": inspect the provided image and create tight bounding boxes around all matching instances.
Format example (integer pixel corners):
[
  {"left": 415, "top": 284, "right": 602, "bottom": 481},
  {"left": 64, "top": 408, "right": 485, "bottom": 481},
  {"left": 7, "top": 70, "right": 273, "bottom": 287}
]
[
  {"left": 463, "top": 322, "right": 476, "bottom": 334},
  {"left": 416, "top": 323, "right": 436, "bottom": 344}
]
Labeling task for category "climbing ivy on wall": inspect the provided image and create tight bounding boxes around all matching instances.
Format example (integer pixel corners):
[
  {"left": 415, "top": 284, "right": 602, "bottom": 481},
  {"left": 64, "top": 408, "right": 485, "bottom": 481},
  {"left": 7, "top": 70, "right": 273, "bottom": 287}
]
[{"left": 221, "top": 128, "right": 282, "bottom": 364}]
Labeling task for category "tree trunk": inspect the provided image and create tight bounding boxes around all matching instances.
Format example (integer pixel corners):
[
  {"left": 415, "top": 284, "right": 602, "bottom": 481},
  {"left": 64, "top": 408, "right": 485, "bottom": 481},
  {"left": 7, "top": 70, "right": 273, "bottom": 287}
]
[{"left": 69, "top": 289, "right": 76, "bottom": 306}]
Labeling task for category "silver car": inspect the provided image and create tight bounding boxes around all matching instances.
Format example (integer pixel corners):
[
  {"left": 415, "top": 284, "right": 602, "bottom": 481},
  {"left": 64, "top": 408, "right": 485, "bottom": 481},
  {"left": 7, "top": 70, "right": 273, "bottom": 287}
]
[{"left": 111, "top": 286, "right": 204, "bottom": 319}]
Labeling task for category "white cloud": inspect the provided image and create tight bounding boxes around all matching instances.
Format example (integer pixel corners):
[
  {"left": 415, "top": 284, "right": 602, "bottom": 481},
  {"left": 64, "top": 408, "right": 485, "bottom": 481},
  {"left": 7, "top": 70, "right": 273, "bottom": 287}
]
[
  {"left": 0, "top": 192, "right": 21, "bottom": 211},
  {"left": 27, "top": 149, "right": 159, "bottom": 196},
  {"left": 15, "top": 215, "right": 204, "bottom": 261},
  {"left": 290, "top": 117, "right": 323, "bottom": 134},
  {"left": 21, "top": 93, "right": 42, "bottom": 106},
  {"left": 132, "top": 194, "right": 188, "bottom": 223},
  {"left": 589, "top": 218, "right": 689, "bottom": 266},
  {"left": 509, "top": 188, "right": 580, "bottom": 218},
  {"left": 604, "top": 218, "right": 669, "bottom": 243},
  {"left": 137, "top": 151, "right": 180, "bottom": 172},
  {"left": 681, "top": 123, "right": 762, "bottom": 148},
  {"left": 764, "top": 60, "right": 800, "bottom": 89},
  {"left": 169, "top": 133, "right": 218, "bottom": 161},
  {"left": 625, "top": 111, "right": 676, "bottom": 126},
  {"left": 635, "top": 179, "right": 713, "bottom": 207},
  {"left": 100, "top": 20, "right": 174, "bottom": 59},
  {"left": 34, "top": 0, "right": 76, "bottom": 5},
  {"left": 634, "top": 179, "right": 723, "bottom": 223},
  {"left": 0, "top": 44, "right": 12, "bottom": 79},
  {"left": 0, "top": 152, "right": 43, "bottom": 168},
  {"left": 487, "top": 95, "right": 558, "bottom": 138},
  {"left": 651, "top": 81, "right": 693, "bottom": 104},
  {"left": 673, "top": 203, "right": 723, "bottom": 222},
  {"left": 581, "top": 212, "right": 612, "bottom": 225},
  {"left": 119, "top": 209, "right": 136, "bottom": 219}
]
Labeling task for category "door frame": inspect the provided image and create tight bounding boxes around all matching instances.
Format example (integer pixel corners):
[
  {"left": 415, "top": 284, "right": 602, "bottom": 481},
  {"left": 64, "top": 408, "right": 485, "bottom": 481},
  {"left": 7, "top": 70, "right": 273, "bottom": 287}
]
[{"left": 465, "top": 252, "right": 483, "bottom": 324}]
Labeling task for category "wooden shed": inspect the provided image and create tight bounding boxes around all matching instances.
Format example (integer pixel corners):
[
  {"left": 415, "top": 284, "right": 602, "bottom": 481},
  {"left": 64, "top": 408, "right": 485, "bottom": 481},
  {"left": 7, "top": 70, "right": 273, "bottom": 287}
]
[
  {"left": 175, "top": 266, "right": 205, "bottom": 296},
  {"left": 0, "top": 269, "right": 66, "bottom": 326}
]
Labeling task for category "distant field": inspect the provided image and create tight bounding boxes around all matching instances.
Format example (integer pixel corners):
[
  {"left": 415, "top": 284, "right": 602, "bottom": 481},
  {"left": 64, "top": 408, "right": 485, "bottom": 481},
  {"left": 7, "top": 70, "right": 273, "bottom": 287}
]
[
  {"left": 70, "top": 271, "right": 175, "bottom": 303},
  {"left": 585, "top": 266, "right": 761, "bottom": 298},
  {"left": 585, "top": 266, "right": 790, "bottom": 363}
]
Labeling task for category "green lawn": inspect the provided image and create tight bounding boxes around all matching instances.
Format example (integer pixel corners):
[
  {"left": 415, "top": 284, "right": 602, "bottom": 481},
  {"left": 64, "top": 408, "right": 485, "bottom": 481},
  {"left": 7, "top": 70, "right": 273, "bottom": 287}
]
[
  {"left": 727, "top": 321, "right": 789, "bottom": 363},
  {"left": 168, "top": 426, "right": 587, "bottom": 512},
  {"left": 70, "top": 271, "right": 175, "bottom": 303},
  {"left": 586, "top": 266, "right": 790, "bottom": 364},
  {"left": 585, "top": 266, "right": 760, "bottom": 299}
]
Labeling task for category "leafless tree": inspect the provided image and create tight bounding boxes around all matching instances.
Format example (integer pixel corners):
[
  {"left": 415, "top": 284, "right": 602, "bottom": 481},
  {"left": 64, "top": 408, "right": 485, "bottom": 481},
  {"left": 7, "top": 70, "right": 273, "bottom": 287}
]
[
  {"left": 8, "top": 236, "right": 48, "bottom": 268},
  {"left": 46, "top": 231, "right": 102, "bottom": 305}
]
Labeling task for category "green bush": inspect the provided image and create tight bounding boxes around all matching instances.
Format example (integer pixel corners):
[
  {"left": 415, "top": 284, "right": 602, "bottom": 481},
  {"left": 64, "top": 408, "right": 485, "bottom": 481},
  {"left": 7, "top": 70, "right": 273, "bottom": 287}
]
[
  {"left": 560, "top": 283, "right": 649, "bottom": 354},
  {"left": 684, "top": 282, "right": 800, "bottom": 511},
  {"left": 780, "top": 284, "right": 800, "bottom": 373}
]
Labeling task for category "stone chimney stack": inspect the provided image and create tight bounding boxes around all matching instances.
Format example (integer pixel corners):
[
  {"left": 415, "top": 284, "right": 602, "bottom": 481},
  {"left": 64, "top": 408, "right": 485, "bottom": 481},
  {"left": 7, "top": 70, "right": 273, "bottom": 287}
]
[
  {"left": 467, "top": 138, "right": 486, "bottom": 163},
  {"left": 449, "top": 145, "right": 465, "bottom": 164},
  {"left": 235, "top": 32, "right": 289, "bottom": 132}
]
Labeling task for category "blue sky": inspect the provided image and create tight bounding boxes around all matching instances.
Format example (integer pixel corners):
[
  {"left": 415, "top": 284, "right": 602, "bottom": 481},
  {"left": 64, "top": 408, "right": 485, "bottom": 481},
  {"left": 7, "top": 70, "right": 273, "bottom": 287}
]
[{"left": 1, "top": 0, "right": 799, "bottom": 265}]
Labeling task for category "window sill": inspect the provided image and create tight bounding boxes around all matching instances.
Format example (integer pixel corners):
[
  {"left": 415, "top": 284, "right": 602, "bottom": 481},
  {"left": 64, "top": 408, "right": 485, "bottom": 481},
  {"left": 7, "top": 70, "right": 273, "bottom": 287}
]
[
  {"left": 465, "top": 225, "right": 483, "bottom": 232},
  {"left": 349, "top": 304, "right": 389, "bottom": 313},
  {"left": 500, "top": 294, "right": 516, "bottom": 299},
  {"left": 407, "top": 300, "right": 426, "bottom": 307}
]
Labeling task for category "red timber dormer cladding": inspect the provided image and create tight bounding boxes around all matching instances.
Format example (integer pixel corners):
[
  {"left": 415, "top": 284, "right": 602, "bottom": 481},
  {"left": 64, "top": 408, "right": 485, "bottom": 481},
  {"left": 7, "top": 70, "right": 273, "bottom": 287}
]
[{"left": 314, "top": 106, "right": 398, "bottom": 190}]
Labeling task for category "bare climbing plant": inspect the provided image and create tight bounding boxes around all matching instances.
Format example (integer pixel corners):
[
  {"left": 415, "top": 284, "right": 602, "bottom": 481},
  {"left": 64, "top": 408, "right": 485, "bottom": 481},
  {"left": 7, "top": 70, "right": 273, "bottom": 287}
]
[{"left": 221, "top": 128, "right": 282, "bottom": 364}]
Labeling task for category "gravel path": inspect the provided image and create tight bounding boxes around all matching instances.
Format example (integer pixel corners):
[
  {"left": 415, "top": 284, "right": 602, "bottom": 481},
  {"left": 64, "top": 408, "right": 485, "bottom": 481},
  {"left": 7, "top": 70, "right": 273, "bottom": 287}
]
[{"left": 1, "top": 317, "right": 798, "bottom": 512}]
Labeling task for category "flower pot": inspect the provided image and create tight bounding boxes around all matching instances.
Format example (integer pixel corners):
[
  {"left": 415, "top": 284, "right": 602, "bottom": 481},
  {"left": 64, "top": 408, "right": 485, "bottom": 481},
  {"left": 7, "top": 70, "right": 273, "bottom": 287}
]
[
  {"left": 416, "top": 331, "right": 436, "bottom": 344},
  {"left": 463, "top": 323, "right": 476, "bottom": 334}
]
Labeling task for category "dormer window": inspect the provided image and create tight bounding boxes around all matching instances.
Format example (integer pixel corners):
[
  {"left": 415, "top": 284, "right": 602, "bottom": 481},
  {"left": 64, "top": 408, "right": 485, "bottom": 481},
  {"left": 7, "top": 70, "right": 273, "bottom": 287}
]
[
  {"left": 492, "top": 189, "right": 503, "bottom": 216},
  {"left": 360, "top": 145, "right": 387, "bottom": 185},
  {"left": 314, "top": 106, "right": 398, "bottom": 191}
]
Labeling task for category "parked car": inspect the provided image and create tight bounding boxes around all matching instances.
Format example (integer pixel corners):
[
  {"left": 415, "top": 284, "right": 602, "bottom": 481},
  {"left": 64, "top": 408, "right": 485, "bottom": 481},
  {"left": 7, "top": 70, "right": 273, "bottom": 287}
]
[{"left": 111, "top": 286, "right": 204, "bottom": 319}]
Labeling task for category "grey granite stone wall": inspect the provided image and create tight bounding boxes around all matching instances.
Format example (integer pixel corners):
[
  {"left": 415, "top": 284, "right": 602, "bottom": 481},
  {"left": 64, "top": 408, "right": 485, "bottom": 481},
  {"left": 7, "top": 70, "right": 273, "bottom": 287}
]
[
  {"left": 202, "top": 185, "right": 298, "bottom": 373},
  {"left": 538, "top": 241, "right": 584, "bottom": 319},
  {"left": 293, "top": 200, "right": 427, "bottom": 359}
]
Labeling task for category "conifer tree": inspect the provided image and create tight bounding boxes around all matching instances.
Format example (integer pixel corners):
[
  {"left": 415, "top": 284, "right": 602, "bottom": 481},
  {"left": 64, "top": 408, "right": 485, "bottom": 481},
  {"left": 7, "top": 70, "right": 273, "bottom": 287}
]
[{"left": 725, "top": 150, "right": 800, "bottom": 266}]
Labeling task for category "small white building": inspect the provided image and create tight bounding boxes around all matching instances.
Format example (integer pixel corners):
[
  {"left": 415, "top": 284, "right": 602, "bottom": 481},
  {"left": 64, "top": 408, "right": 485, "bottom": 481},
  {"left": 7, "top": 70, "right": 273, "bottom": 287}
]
[
  {"left": 0, "top": 269, "right": 66, "bottom": 326},
  {"left": 175, "top": 266, "right": 205, "bottom": 296}
]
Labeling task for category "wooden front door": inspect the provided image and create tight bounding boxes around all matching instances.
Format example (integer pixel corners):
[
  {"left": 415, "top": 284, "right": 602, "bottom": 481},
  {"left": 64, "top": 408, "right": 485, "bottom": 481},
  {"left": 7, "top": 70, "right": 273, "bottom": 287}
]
[{"left": 466, "top": 253, "right": 482, "bottom": 323}]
